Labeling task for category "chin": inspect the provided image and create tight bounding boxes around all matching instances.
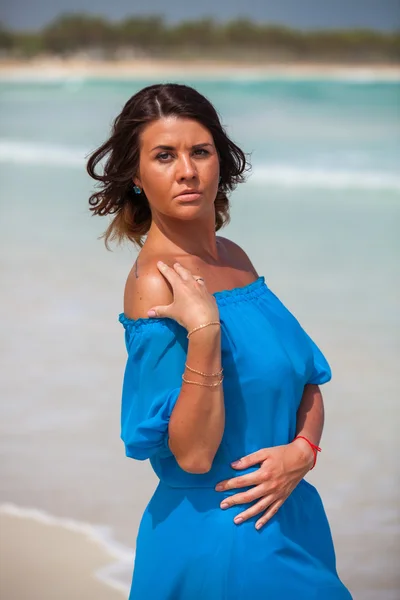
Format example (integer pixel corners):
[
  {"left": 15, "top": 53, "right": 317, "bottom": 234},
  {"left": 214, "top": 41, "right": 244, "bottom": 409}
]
[{"left": 175, "top": 207, "right": 204, "bottom": 219}]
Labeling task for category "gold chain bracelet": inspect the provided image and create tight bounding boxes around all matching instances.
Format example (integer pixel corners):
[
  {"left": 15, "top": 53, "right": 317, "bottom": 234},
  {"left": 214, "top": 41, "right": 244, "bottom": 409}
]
[
  {"left": 187, "top": 321, "right": 220, "bottom": 339},
  {"left": 184, "top": 363, "right": 223, "bottom": 377},
  {"left": 182, "top": 374, "right": 224, "bottom": 387}
]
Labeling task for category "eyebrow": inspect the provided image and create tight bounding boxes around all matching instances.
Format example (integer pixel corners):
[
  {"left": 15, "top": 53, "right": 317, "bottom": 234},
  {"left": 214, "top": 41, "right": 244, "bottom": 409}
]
[{"left": 150, "top": 142, "right": 214, "bottom": 152}]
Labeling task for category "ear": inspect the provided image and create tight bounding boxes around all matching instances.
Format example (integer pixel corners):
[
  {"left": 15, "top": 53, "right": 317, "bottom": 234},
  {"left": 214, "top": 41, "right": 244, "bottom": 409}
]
[{"left": 132, "top": 176, "right": 142, "bottom": 187}]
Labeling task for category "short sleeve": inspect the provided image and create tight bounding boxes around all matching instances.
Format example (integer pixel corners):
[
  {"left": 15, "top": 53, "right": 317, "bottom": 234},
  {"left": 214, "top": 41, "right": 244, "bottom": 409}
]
[
  {"left": 118, "top": 317, "right": 187, "bottom": 461},
  {"left": 264, "top": 286, "right": 332, "bottom": 387},
  {"left": 302, "top": 329, "right": 332, "bottom": 385}
]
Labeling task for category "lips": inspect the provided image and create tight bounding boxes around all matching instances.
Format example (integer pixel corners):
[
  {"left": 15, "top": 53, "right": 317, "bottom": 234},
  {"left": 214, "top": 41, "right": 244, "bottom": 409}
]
[
  {"left": 176, "top": 190, "right": 201, "bottom": 196},
  {"left": 175, "top": 190, "right": 202, "bottom": 201}
]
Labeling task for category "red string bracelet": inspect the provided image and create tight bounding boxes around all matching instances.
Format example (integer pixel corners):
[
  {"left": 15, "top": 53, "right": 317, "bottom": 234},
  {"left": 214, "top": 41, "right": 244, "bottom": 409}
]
[{"left": 294, "top": 435, "right": 321, "bottom": 470}]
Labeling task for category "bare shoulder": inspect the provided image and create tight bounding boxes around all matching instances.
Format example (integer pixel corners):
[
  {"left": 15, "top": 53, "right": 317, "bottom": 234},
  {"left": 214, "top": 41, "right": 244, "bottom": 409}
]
[
  {"left": 217, "top": 236, "right": 259, "bottom": 276},
  {"left": 123, "top": 259, "right": 173, "bottom": 320}
]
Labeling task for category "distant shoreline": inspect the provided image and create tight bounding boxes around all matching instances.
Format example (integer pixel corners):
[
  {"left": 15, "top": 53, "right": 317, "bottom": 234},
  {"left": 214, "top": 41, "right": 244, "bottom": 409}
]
[{"left": 1, "top": 58, "right": 399, "bottom": 81}]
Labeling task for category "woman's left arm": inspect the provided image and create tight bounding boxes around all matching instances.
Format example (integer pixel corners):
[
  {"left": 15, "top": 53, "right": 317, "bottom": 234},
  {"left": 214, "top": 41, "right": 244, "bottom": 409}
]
[
  {"left": 215, "top": 384, "right": 325, "bottom": 529},
  {"left": 292, "top": 383, "right": 325, "bottom": 470}
]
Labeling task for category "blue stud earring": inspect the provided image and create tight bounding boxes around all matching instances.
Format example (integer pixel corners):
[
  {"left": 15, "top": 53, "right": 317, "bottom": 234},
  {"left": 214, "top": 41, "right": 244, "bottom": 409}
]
[{"left": 133, "top": 185, "right": 142, "bottom": 194}]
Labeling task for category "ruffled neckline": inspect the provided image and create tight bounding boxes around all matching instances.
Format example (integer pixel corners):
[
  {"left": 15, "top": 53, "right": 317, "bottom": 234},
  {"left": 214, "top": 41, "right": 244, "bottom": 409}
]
[
  {"left": 119, "top": 275, "right": 267, "bottom": 328},
  {"left": 212, "top": 275, "right": 265, "bottom": 300}
]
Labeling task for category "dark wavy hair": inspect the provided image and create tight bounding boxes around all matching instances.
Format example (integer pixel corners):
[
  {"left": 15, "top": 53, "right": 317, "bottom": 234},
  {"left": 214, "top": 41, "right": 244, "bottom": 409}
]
[{"left": 86, "top": 83, "right": 250, "bottom": 249}]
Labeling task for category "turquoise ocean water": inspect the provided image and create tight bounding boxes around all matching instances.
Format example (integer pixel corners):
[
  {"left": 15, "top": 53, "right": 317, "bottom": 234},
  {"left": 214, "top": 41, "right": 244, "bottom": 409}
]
[{"left": 0, "top": 75, "right": 399, "bottom": 599}]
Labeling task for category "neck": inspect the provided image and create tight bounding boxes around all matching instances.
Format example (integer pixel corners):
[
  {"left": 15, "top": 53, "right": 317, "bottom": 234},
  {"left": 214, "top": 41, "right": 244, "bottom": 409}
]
[{"left": 145, "top": 213, "right": 220, "bottom": 263}]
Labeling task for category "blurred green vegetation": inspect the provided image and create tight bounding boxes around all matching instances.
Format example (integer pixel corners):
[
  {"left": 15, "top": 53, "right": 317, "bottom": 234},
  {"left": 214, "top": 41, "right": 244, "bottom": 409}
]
[{"left": 0, "top": 14, "right": 399, "bottom": 62}]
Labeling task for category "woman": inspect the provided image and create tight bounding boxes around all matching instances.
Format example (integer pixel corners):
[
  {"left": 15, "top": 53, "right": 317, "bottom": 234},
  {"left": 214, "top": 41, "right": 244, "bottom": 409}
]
[{"left": 87, "top": 83, "right": 352, "bottom": 599}]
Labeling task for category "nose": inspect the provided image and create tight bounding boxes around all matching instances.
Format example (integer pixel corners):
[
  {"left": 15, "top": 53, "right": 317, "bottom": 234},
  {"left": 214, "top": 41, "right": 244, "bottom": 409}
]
[{"left": 176, "top": 153, "right": 197, "bottom": 181}]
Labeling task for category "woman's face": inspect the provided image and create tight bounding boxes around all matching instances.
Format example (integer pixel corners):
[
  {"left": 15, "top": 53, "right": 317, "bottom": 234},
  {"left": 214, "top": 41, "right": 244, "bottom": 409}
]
[{"left": 134, "top": 116, "right": 220, "bottom": 220}]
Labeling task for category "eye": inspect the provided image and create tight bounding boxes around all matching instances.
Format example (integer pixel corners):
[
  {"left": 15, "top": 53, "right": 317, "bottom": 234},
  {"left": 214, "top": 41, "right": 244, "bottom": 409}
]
[
  {"left": 194, "top": 148, "right": 209, "bottom": 156},
  {"left": 156, "top": 152, "right": 172, "bottom": 161}
]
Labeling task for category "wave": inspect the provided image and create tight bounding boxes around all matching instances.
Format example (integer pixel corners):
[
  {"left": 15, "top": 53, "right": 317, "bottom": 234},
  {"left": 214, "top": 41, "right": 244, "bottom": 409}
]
[
  {"left": 0, "top": 502, "right": 133, "bottom": 596},
  {"left": 249, "top": 164, "right": 400, "bottom": 191},
  {"left": 1, "top": 139, "right": 399, "bottom": 192},
  {"left": 0, "top": 139, "right": 87, "bottom": 167}
]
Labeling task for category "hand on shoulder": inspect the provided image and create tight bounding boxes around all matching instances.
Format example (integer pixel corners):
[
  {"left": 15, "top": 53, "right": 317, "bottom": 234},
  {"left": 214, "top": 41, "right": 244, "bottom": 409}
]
[{"left": 123, "top": 260, "right": 173, "bottom": 320}]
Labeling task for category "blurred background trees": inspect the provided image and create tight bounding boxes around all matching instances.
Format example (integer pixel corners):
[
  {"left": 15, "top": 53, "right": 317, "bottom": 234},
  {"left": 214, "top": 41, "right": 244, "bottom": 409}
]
[{"left": 0, "top": 13, "right": 399, "bottom": 62}]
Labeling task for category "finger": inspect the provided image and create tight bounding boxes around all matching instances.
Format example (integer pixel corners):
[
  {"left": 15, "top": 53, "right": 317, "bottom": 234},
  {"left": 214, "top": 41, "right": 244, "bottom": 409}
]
[
  {"left": 231, "top": 448, "right": 269, "bottom": 469},
  {"left": 215, "top": 471, "right": 264, "bottom": 491},
  {"left": 156, "top": 261, "right": 180, "bottom": 286},
  {"left": 172, "top": 262, "right": 193, "bottom": 282},
  {"left": 220, "top": 486, "right": 265, "bottom": 509},
  {"left": 147, "top": 304, "right": 172, "bottom": 318},
  {"left": 255, "top": 499, "right": 283, "bottom": 530},
  {"left": 233, "top": 495, "right": 275, "bottom": 525}
]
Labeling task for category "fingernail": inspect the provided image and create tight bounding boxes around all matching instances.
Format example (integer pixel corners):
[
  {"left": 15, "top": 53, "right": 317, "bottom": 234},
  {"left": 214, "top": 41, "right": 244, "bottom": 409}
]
[
  {"left": 220, "top": 502, "right": 229, "bottom": 509},
  {"left": 215, "top": 484, "right": 223, "bottom": 491},
  {"left": 255, "top": 523, "right": 262, "bottom": 530},
  {"left": 231, "top": 460, "right": 240, "bottom": 467},
  {"left": 147, "top": 310, "right": 156, "bottom": 317},
  {"left": 234, "top": 517, "right": 243, "bottom": 524}
]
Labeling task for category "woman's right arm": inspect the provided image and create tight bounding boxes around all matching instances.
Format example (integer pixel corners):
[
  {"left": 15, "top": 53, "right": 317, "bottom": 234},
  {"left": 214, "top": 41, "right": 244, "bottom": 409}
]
[
  {"left": 169, "top": 323, "right": 224, "bottom": 473},
  {"left": 123, "top": 261, "right": 225, "bottom": 474}
]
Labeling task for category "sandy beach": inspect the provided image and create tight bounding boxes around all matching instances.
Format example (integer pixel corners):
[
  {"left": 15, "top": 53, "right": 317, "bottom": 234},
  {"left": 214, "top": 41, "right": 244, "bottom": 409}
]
[
  {"left": 0, "top": 505, "right": 129, "bottom": 600},
  {"left": 0, "top": 57, "right": 399, "bottom": 81}
]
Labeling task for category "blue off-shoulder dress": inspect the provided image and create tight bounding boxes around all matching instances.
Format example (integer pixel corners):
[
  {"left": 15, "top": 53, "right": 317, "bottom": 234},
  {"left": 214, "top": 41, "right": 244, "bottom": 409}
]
[{"left": 118, "top": 276, "right": 352, "bottom": 600}]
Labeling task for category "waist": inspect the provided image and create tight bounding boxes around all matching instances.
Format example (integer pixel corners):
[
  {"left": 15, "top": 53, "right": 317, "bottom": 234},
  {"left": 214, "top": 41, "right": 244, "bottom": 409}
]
[
  {"left": 157, "top": 476, "right": 312, "bottom": 495},
  {"left": 157, "top": 478, "right": 250, "bottom": 499},
  {"left": 150, "top": 479, "right": 316, "bottom": 519}
]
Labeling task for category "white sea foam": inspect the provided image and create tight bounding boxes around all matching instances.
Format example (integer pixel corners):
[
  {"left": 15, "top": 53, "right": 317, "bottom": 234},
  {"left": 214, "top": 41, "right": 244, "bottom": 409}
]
[
  {"left": 0, "top": 503, "right": 133, "bottom": 596},
  {"left": 249, "top": 164, "right": 400, "bottom": 191},
  {"left": 0, "top": 139, "right": 87, "bottom": 167},
  {"left": 1, "top": 139, "right": 399, "bottom": 192}
]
